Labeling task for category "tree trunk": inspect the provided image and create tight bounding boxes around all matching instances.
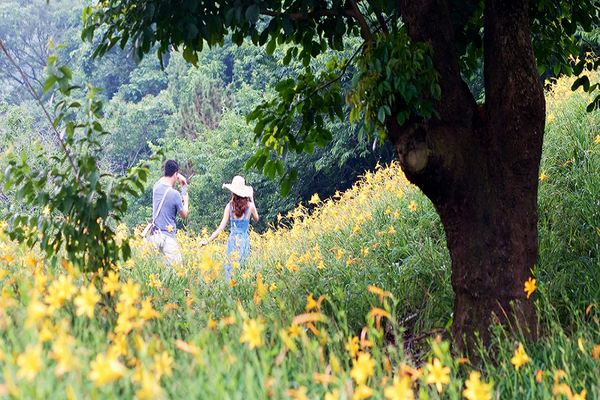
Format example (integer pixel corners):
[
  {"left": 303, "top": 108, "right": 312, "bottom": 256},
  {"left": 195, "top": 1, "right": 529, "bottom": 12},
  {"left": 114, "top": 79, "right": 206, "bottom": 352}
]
[{"left": 393, "top": 0, "right": 545, "bottom": 351}]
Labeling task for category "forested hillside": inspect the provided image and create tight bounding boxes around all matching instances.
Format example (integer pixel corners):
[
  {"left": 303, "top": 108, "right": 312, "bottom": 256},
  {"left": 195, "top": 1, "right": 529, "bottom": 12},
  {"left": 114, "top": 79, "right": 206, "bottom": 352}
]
[{"left": 0, "top": 0, "right": 394, "bottom": 232}]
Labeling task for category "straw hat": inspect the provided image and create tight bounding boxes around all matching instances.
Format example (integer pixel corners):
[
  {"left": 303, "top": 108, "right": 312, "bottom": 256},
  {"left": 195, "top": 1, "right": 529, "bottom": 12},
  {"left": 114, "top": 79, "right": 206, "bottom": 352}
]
[{"left": 223, "top": 175, "right": 253, "bottom": 198}]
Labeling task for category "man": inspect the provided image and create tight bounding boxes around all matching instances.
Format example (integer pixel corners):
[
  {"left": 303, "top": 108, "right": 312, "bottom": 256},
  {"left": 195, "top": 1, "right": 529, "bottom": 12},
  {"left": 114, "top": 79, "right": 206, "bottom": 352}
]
[{"left": 150, "top": 160, "right": 189, "bottom": 266}]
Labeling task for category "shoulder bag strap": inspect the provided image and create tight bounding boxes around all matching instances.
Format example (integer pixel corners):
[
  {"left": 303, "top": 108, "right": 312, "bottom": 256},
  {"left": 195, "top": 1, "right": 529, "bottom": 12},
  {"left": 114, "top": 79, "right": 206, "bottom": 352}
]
[{"left": 152, "top": 188, "right": 172, "bottom": 223}]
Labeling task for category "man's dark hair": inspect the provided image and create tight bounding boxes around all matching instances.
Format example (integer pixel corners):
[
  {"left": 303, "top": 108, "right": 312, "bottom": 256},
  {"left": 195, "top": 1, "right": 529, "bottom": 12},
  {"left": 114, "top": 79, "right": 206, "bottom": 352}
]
[{"left": 164, "top": 160, "right": 179, "bottom": 177}]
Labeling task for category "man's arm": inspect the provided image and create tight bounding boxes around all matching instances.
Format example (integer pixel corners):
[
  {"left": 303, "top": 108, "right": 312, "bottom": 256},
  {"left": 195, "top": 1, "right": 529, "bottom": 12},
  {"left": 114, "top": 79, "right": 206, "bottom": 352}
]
[
  {"left": 178, "top": 174, "right": 189, "bottom": 219},
  {"left": 179, "top": 192, "right": 189, "bottom": 219}
]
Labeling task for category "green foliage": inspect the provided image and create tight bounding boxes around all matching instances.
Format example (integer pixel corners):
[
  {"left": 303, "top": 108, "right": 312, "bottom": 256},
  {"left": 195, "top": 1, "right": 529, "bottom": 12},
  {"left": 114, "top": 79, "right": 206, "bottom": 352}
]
[
  {"left": 348, "top": 31, "right": 440, "bottom": 130},
  {"left": 245, "top": 62, "right": 345, "bottom": 196},
  {"left": 82, "top": 0, "right": 600, "bottom": 189},
  {"left": 1, "top": 50, "right": 153, "bottom": 273}
]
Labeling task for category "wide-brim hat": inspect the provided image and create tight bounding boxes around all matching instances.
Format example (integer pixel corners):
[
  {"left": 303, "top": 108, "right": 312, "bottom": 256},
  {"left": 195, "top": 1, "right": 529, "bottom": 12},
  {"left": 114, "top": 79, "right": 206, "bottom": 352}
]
[{"left": 223, "top": 175, "right": 253, "bottom": 198}]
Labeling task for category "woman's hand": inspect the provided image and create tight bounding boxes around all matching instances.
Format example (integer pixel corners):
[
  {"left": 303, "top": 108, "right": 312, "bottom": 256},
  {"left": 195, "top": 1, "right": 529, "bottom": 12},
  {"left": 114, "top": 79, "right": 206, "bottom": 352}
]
[{"left": 199, "top": 240, "right": 208, "bottom": 247}]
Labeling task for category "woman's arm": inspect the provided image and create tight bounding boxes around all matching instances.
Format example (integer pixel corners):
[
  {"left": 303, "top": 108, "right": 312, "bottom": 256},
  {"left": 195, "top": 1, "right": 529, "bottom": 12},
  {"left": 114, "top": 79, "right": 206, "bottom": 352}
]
[{"left": 201, "top": 203, "right": 230, "bottom": 246}]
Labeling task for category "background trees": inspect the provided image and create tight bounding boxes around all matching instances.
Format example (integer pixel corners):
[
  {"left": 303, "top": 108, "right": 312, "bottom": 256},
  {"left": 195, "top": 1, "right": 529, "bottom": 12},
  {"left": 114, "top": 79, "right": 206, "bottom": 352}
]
[{"left": 0, "top": 0, "right": 392, "bottom": 234}]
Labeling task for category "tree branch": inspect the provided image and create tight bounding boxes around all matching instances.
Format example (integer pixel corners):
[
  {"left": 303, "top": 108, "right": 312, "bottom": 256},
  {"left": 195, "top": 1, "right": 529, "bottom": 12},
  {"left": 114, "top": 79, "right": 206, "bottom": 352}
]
[
  {"left": 260, "top": 1, "right": 373, "bottom": 41},
  {"left": 259, "top": 8, "right": 357, "bottom": 21},
  {"left": 348, "top": 0, "right": 373, "bottom": 41},
  {"left": 397, "top": 0, "right": 476, "bottom": 124},
  {"left": 364, "top": 0, "right": 389, "bottom": 34},
  {"left": 0, "top": 39, "right": 84, "bottom": 191}
]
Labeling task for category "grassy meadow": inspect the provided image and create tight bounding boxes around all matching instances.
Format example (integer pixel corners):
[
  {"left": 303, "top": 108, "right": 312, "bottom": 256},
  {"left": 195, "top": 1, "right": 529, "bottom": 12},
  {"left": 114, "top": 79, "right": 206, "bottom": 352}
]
[{"left": 0, "top": 71, "right": 599, "bottom": 399}]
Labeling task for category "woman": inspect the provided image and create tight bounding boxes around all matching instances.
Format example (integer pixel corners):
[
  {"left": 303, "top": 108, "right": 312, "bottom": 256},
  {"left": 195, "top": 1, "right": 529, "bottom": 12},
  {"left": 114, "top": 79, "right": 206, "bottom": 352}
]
[{"left": 200, "top": 175, "right": 259, "bottom": 280}]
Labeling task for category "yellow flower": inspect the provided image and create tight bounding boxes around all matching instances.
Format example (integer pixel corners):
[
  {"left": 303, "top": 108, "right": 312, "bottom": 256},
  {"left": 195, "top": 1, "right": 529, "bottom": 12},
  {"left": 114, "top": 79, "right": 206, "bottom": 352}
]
[
  {"left": 74, "top": 283, "right": 100, "bottom": 318},
  {"left": 573, "top": 389, "right": 587, "bottom": 400},
  {"left": 38, "top": 320, "right": 54, "bottom": 342},
  {"left": 346, "top": 336, "right": 359, "bottom": 358},
  {"left": 88, "top": 352, "right": 126, "bottom": 387},
  {"left": 152, "top": 350, "right": 173, "bottom": 379},
  {"left": 25, "top": 294, "right": 48, "bottom": 327},
  {"left": 147, "top": 273, "right": 162, "bottom": 288},
  {"left": 592, "top": 344, "right": 600, "bottom": 360},
  {"left": 309, "top": 193, "right": 321, "bottom": 204},
  {"left": 136, "top": 367, "right": 164, "bottom": 399},
  {"left": 305, "top": 293, "right": 317, "bottom": 311},
  {"left": 325, "top": 389, "right": 341, "bottom": 400},
  {"left": 44, "top": 275, "right": 77, "bottom": 312},
  {"left": 287, "top": 386, "right": 309, "bottom": 400},
  {"left": 50, "top": 332, "right": 77, "bottom": 377},
  {"left": 510, "top": 344, "right": 530, "bottom": 370},
  {"left": 42, "top": 205, "right": 50, "bottom": 217},
  {"left": 17, "top": 344, "right": 43, "bottom": 381},
  {"left": 594, "top": 135, "right": 600, "bottom": 145},
  {"left": 139, "top": 298, "right": 160, "bottom": 320},
  {"left": 108, "top": 333, "right": 128, "bottom": 358},
  {"left": 0, "top": 253, "right": 14, "bottom": 264},
  {"left": 408, "top": 201, "right": 417, "bottom": 212},
  {"left": 384, "top": 375, "right": 414, "bottom": 400},
  {"left": 288, "top": 323, "right": 300, "bottom": 338},
  {"left": 524, "top": 277, "right": 536, "bottom": 299},
  {"left": 34, "top": 273, "right": 49, "bottom": 291},
  {"left": 119, "top": 278, "right": 140, "bottom": 305},
  {"left": 167, "top": 225, "right": 174, "bottom": 232},
  {"left": 462, "top": 371, "right": 492, "bottom": 400},
  {"left": 535, "top": 369, "right": 544, "bottom": 382},
  {"left": 425, "top": 358, "right": 450, "bottom": 393},
  {"left": 539, "top": 170, "right": 548, "bottom": 181},
  {"left": 240, "top": 319, "right": 264, "bottom": 349},
  {"left": 175, "top": 339, "right": 201, "bottom": 356},
  {"left": 353, "top": 384, "right": 374, "bottom": 400},
  {"left": 208, "top": 313, "right": 217, "bottom": 329},
  {"left": 102, "top": 270, "right": 120, "bottom": 296},
  {"left": 23, "top": 253, "right": 39, "bottom": 269},
  {"left": 350, "top": 352, "right": 375, "bottom": 385}
]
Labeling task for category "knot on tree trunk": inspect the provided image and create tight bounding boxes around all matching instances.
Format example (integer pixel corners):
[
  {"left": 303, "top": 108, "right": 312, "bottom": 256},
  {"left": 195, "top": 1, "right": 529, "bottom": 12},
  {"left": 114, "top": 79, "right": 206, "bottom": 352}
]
[{"left": 393, "top": 121, "right": 430, "bottom": 174}]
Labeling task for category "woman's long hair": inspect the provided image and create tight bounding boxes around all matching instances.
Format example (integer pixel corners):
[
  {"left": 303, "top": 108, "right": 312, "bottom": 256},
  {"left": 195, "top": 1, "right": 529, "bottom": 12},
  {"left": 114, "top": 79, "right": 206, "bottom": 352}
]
[{"left": 231, "top": 194, "right": 249, "bottom": 218}]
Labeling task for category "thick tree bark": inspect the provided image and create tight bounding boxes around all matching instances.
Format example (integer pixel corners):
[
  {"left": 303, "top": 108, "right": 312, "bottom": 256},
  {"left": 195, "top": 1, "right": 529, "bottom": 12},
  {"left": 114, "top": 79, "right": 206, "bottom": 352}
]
[{"left": 392, "top": 0, "right": 544, "bottom": 351}]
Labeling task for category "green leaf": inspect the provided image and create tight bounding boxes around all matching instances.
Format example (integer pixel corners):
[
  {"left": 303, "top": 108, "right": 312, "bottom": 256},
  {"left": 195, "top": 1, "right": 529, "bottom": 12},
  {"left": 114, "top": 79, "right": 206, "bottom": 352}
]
[
  {"left": 282, "top": 18, "right": 293, "bottom": 36},
  {"left": 275, "top": 160, "right": 284, "bottom": 177},
  {"left": 43, "top": 76, "right": 57, "bottom": 94},
  {"left": 304, "top": 141, "right": 314, "bottom": 154},
  {"left": 378, "top": 107, "right": 386, "bottom": 123},
  {"left": 58, "top": 66, "right": 72, "bottom": 79},
  {"left": 245, "top": 5, "right": 260, "bottom": 23},
  {"left": 281, "top": 179, "right": 291, "bottom": 197},
  {"left": 245, "top": 155, "right": 258, "bottom": 170},
  {"left": 266, "top": 38, "right": 276, "bottom": 55},
  {"left": 255, "top": 155, "right": 267, "bottom": 170},
  {"left": 571, "top": 76, "right": 590, "bottom": 92}
]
